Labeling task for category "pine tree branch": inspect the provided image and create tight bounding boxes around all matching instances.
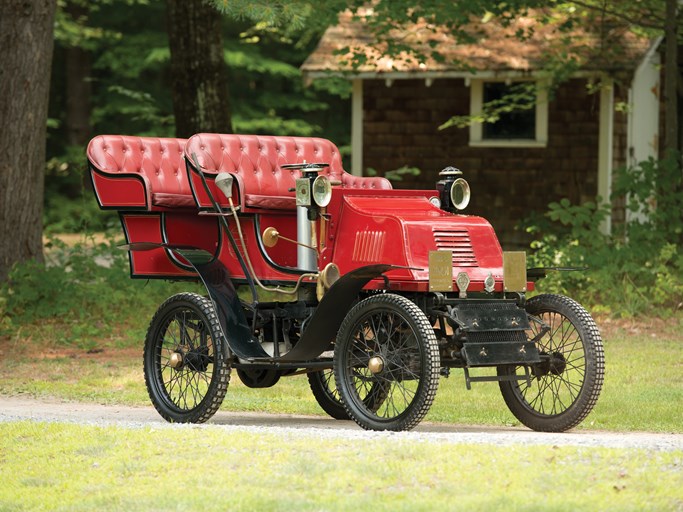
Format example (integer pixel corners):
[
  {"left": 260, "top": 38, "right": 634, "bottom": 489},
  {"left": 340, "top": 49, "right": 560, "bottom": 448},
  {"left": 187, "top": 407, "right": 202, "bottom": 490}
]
[{"left": 568, "top": 0, "right": 665, "bottom": 30}]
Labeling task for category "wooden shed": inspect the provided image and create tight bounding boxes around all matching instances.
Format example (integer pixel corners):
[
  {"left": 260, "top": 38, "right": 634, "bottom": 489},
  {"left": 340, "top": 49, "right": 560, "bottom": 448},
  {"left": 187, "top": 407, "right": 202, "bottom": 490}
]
[{"left": 301, "top": 10, "right": 661, "bottom": 248}]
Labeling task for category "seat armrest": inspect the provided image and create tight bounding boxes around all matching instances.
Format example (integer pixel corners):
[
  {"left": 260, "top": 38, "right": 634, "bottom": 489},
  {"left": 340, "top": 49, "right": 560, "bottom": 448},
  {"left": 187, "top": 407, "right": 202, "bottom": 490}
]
[{"left": 90, "top": 165, "right": 153, "bottom": 209}]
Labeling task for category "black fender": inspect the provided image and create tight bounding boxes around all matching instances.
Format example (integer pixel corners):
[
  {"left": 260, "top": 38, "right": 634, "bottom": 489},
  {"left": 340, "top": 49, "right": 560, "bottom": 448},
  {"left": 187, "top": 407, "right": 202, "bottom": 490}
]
[
  {"left": 279, "top": 264, "right": 399, "bottom": 362},
  {"left": 124, "top": 242, "right": 399, "bottom": 363},
  {"left": 123, "top": 242, "right": 269, "bottom": 360}
]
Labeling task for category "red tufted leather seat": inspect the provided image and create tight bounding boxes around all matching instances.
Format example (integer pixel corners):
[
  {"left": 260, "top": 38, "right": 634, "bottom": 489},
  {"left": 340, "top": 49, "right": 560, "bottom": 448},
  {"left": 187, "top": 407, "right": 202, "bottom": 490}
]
[
  {"left": 88, "top": 135, "right": 193, "bottom": 209},
  {"left": 185, "top": 133, "right": 392, "bottom": 210}
]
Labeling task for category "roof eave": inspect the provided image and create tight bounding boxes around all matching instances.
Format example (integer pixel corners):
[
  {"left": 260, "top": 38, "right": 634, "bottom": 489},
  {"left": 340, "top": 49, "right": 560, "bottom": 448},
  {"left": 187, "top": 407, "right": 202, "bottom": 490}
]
[{"left": 302, "top": 68, "right": 608, "bottom": 82}]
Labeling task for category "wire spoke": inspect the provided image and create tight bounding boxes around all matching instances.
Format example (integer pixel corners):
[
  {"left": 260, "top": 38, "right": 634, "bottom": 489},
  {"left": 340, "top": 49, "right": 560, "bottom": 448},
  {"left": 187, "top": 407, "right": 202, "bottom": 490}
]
[
  {"left": 513, "top": 308, "right": 591, "bottom": 417},
  {"left": 154, "top": 308, "right": 218, "bottom": 411},
  {"left": 345, "top": 307, "right": 425, "bottom": 422}
]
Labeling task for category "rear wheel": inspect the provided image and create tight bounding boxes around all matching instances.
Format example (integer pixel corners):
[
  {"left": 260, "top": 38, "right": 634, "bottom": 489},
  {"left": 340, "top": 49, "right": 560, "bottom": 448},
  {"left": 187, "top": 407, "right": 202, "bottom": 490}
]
[
  {"left": 308, "top": 369, "right": 348, "bottom": 420},
  {"left": 236, "top": 368, "right": 281, "bottom": 388},
  {"left": 498, "top": 294, "right": 604, "bottom": 432},
  {"left": 334, "top": 294, "right": 440, "bottom": 431},
  {"left": 308, "top": 369, "right": 389, "bottom": 420},
  {"left": 144, "top": 293, "right": 230, "bottom": 423}
]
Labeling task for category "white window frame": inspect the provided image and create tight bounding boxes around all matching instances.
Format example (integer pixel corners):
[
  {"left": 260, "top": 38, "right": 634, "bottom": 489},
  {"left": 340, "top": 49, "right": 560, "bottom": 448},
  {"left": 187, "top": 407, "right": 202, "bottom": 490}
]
[{"left": 469, "top": 78, "right": 548, "bottom": 148}]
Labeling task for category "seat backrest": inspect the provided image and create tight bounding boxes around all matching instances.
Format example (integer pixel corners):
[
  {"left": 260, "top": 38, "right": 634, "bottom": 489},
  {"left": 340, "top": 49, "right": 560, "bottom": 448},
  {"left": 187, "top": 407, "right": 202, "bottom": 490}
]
[
  {"left": 87, "top": 135, "right": 189, "bottom": 196},
  {"left": 185, "top": 133, "right": 391, "bottom": 201}
]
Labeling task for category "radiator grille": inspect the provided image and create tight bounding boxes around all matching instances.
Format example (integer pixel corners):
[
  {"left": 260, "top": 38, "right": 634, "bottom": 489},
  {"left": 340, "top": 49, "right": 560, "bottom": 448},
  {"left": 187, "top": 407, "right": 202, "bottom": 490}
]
[
  {"left": 466, "top": 331, "right": 527, "bottom": 344},
  {"left": 433, "top": 228, "right": 478, "bottom": 267}
]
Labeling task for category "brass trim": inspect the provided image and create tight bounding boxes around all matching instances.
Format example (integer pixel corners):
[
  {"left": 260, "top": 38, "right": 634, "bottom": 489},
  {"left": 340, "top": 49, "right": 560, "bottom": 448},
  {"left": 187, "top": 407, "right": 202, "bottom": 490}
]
[
  {"left": 429, "top": 250, "right": 453, "bottom": 292},
  {"left": 450, "top": 178, "right": 471, "bottom": 210},
  {"left": 262, "top": 227, "right": 280, "bottom": 247},
  {"left": 316, "top": 263, "right": 341, "bottom": 301},
  {"left": 368, "top": 356, "right": 385, "bottom": 374},
  {"left": 169, "top": 352, "right": 183, "bottom": 369},
  {"left": 262, "top": 226, "right": 316, "bottom": 251},
  {"left": 503, "top": 251, "right": 527, "bottom": 292}
]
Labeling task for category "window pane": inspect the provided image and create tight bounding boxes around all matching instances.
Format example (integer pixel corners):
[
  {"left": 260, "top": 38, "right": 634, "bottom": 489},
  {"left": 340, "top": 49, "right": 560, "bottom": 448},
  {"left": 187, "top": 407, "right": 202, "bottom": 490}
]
[{"left": 482, "top": 82, "right": 536, "bottom": 140}]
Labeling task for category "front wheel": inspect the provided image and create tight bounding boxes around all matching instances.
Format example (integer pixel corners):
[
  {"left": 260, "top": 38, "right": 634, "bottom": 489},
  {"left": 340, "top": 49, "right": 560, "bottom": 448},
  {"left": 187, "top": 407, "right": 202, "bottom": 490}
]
[
  {"left": 144, "top": 293, "right": 230, "bottom": 423},
  {"left": 334, "top": 294, "right": 440, "bottom": 431},
  {"left": 498, "top": 294, "right": 604, "bottom": 432}
]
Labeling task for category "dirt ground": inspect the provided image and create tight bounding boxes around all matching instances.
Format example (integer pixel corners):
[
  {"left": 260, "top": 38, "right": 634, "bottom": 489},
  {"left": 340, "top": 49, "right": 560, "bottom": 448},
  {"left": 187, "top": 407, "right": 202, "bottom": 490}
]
[{"left": 1, "top": 395, "right": 681, "bottom": 452}]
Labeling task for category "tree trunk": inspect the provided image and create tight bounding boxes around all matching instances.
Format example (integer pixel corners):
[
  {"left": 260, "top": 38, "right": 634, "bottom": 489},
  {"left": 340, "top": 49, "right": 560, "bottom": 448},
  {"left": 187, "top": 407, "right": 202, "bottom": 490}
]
[
  {"left": 663, "top": 0, "right": 679, "bottom": 155},
  {"left": 0, "top": 0, "right": 57, "bottom": 281},
  {"left": 166, "top": 0, "right": 232, "bottom": 138},
  {"left": 64, "top": 1, "right": 92, "bottom": 147},
  {"left": 65, "top": 46, "right": 92, "bottom": 146}
]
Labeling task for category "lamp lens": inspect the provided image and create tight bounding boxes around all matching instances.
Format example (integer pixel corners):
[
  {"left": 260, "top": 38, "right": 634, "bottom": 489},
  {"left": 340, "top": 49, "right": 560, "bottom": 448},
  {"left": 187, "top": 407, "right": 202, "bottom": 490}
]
[
  {"left": 312, "top": 175, "right": 332, "bottom": 207},
  {"left": 450, "top": 178, "right": 471, "bottom": 210}
]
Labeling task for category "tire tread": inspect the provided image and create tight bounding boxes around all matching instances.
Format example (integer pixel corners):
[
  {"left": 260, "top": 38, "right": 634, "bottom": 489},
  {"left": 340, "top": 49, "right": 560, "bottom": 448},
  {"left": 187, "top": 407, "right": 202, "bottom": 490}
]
[{"left": 144, "top": 292, "right": 231, "bottom": 424}]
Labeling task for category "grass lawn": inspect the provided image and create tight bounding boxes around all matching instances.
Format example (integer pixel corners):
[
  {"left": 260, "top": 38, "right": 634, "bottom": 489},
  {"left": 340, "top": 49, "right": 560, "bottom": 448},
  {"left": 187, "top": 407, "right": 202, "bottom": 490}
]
[
  {"left": 0, "top": 314, "right": 681, "bottom": 433},
  {"left": 0, "top": 421, "right": 681, "bottom": 512},
  {"left": 1, "top": 243, "right": 681, "bottom": 510}
]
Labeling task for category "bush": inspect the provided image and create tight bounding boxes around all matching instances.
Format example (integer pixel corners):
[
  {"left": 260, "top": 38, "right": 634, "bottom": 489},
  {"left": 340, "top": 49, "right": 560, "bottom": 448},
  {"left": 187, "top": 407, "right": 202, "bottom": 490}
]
[
  {"left": 44, "top": 145, "right": 120, "bottom": 234},
  {"left": 0, "top": 234, "right": 197, "bottom": 348},
  {"left": 523, "top": 152, "right": 683, "bottom": 317}
]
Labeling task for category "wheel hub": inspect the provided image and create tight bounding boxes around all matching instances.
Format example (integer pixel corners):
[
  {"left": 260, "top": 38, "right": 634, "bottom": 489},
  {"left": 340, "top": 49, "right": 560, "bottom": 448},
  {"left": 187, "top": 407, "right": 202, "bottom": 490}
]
[
  {"left": 534, "top": 351, "right": 567, "bottom": 377},
  {"left": 368, "top": 356, "right": 385, "bottom": 374},
  {"left": 548, "top": 352, "right": 567, "bottom": 375},
  {"left": 183, "top": 346, "right": 210, "bottom": 372},
  {"left": 169, "top": 352, "right": 183, "bottom": 369}
]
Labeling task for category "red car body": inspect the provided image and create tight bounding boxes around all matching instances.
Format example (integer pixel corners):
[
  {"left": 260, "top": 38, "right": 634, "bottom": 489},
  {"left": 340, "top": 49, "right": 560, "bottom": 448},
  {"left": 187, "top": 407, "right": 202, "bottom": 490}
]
[{"left": 87, "top": 132, "right": 602, "bottom": 433}]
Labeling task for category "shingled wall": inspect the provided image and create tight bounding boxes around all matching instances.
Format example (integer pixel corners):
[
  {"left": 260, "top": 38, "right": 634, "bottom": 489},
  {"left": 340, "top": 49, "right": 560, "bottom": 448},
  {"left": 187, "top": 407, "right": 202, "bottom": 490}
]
[{"left": 362, "top": 77, "right": 625, "bottom": 249}]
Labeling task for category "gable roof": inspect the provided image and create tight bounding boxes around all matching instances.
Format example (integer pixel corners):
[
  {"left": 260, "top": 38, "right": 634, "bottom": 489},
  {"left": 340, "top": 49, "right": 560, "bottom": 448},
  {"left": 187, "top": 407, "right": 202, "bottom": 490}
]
[{"left": 302, "top": 9, "right": 656, "bottom": 79}]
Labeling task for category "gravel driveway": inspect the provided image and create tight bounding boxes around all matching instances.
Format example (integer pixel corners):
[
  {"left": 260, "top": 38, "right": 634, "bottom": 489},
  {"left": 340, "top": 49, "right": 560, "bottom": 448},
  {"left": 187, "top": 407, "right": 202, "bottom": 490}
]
[{"left": 1, "top": 396, "right": 681, "bottom": 452}]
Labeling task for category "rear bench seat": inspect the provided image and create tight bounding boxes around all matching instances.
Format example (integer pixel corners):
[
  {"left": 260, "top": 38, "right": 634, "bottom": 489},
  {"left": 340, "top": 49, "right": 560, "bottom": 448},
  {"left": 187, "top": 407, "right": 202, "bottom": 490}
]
[
  {"left": 88, "top": 135, "right": 193, "bottom": 210},
  {"left": 185, "top": 133, "right": 392, "bottom": 211}
]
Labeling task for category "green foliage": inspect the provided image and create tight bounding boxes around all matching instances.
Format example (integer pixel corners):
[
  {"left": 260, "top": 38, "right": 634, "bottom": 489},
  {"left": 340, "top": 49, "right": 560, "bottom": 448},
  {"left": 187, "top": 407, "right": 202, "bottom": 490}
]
[
  {"left": 440, "top": 82, "right": 537, "bottom": 131},
  {"left": 44, "top": 194, "right": 118, "bottom": 235},
  {"left": 209, "top": 0, "right": 320, "bottom": 29},
  {"left": 44, "top": 146, "right": 118, "bottom": 234},
  {"left": 45, "top": 1, "right": 354, "bottom": 232},
  {"left": 0, "top": 235, "right": 193, "bottom": 348},
  {"left": 223, "top": 22, "right": 350, "bottom": 142},
  {"left": 524, "top": 153, "right": 683, "bottom": 316},
  {"left": 48, "top": 0, "right": 351, "bottom": 145}
]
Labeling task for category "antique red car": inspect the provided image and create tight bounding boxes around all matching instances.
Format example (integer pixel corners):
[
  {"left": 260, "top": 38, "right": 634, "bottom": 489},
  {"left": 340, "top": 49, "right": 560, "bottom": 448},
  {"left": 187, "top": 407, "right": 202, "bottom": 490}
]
[{"left": 88, "top": 133, "right": 604, "bottom": 432}]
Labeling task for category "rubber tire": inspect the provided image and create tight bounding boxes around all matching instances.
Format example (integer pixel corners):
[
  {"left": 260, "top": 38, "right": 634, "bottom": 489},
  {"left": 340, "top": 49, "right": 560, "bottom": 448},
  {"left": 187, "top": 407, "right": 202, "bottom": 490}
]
[
  {"left": 498, "top": 294, "right": 604, "bottom": 432},
  {"left": 334, "top": 294, "right": 440, "bottom": 431},
  {"left": 144, "top": 293, "right": 230, "bottom": 423},
  {"left": 308, "top": 369, "right": 350, "bottom": 420}
]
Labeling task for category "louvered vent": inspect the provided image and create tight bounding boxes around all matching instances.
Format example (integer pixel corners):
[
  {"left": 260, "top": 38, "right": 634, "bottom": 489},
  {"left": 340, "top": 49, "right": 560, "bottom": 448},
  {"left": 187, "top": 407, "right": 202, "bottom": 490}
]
[
  {"left": 433, "top": 228, "right": 478, "bottom": 267},
  {"left": 352, "top": 230, "right": 386, "bottom": 263}
]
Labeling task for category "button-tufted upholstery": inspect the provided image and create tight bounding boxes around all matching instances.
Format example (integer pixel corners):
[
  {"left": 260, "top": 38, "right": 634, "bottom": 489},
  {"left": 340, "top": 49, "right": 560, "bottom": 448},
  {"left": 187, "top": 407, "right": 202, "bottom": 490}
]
[
  {"left": 88, "top": 135, "right": 193, "bottom": 209},
  {"left": 185, "top": 133, "right": 392, "bottom": 210}
]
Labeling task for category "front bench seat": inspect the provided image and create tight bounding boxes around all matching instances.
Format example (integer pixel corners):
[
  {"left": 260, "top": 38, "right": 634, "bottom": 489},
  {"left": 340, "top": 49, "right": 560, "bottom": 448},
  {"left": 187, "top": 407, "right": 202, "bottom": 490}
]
[{"left": 185, "top": 133, "right": 392, "bottom": 211}]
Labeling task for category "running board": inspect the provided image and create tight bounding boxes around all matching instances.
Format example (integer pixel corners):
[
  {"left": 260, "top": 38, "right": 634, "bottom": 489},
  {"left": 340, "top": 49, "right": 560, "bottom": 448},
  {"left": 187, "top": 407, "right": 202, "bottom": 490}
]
[{"left": 463, "top": 366, "right": 532, "bottom": 390}]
